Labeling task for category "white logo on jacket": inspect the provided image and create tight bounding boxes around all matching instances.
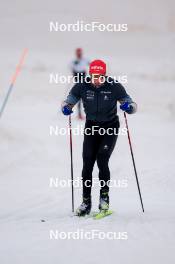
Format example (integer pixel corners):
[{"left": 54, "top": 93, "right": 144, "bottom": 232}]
[{"left": 104, "top": 95, "right": 109, "bottom": 100}]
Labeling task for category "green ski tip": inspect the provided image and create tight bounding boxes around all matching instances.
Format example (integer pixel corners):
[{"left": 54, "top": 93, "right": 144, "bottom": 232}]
[{"left": 93, "top": 210, "right": 113, "bottom": 220}]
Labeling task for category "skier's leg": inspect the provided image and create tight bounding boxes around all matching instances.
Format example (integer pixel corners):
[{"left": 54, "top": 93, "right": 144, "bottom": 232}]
[
  {"left": 97, "top": 133, "right": 118, "bottom": 192},
  {"left": 76, "top": 131, "right": 99, "bottom": 216},
  {"left": 96, "top": 132, "right": 118, "bottom": 210},
  {"left": 82, "top": 133, "right": 99, "bottom": 198},
  {"left": 97, "top": 155, "right": 110, "bottom": 194}
]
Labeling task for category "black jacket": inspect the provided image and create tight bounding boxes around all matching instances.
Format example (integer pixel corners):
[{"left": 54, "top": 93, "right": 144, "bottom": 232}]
[{"left": 65, "top": 77, "right": 136, "bottom": 122}]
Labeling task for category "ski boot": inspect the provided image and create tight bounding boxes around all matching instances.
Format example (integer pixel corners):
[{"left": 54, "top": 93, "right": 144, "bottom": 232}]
[
  {"left": 99, "top": 191, "right": 109, "bottom": 212},
  {"left": 93, "top": 191, "right": 112, "bottom": 219},
  {"left": 76, "top": 197, "right": 91, "bottom": 216}
]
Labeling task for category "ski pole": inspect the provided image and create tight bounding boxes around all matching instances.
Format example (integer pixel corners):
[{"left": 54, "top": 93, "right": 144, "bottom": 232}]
[
  {"left": 124, "top": 112, "right": 144, "bottom": 212},
  {"left": 0, "top": 49, "right": 28, "bottom": 119},
  {"left": 69, "top": 115, "right": 74, "bottom": 212}
]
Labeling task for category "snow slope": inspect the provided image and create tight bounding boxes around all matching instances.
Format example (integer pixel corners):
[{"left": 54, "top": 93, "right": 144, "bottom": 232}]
[{"left": 0, "top": 1, "right": 175, "bottom": 263}]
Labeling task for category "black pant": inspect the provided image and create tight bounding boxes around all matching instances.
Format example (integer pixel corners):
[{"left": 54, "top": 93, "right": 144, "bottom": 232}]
[{"left": 82, "top": 119, "right": 119, "bottom": 198}]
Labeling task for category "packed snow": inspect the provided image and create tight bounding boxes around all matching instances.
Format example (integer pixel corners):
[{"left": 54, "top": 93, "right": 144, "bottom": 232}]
[{"left": 0, "top": 0, "right": 175, "bottom": 263}]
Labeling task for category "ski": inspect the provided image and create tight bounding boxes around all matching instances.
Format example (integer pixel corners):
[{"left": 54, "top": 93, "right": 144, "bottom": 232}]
[
  {"left": 93, "top": 210, "right": 113, "bottom": 220},
  {"left": 74, "top": 210, "right": 113, "bottom": 219}
]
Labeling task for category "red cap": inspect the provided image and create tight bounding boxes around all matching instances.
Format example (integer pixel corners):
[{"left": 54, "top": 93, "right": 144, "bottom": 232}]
[
  {"left": 76, "top": 47, "right": 82, "bottom": 53},
  {"left": 89, "top": 60, "right": 106, "bottom": 75}
]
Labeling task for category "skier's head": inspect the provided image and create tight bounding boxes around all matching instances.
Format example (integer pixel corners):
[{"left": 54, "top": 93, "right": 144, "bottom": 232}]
[
  {"left": 89, "top": 59, "right": 106, "bottom": 87},
  {"left": 75, "top": 48, "right": 83, "bottom": 59}
]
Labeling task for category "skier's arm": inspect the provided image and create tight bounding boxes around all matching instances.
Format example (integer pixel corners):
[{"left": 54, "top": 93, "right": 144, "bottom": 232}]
[
  {"left": 119, "top": 95, "right": 137, "bottom": 114},
  {"left": 61, "top": 83, "right": 81, "bottom": 115},
  {"left": 116, "top": 83, "right": 137, "bottom": 114}
]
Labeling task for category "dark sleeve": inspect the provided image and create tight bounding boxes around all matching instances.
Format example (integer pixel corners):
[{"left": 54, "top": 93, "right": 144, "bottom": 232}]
[
  {"left": 115, "top": 82, "right": 137, "bottom": 114},
  {"left": 115, "top": 83, "right": 128, "bottom": 101},
  {"left": 65, "top": 83, "right": 81, "bottom": 105}
]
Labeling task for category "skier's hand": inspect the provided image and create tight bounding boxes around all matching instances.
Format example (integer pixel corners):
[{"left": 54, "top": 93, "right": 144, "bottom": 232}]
[
  {"left": 62, "top": 103, "right": 73, "bottom": 116},
  {"left": 120, "top": 102, "right": 133, "bottom": 114}
]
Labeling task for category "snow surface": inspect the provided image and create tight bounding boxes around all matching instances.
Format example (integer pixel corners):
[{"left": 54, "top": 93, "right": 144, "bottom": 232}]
[{"left": 0, "top": 0, "right": 175, "bottom": 263}]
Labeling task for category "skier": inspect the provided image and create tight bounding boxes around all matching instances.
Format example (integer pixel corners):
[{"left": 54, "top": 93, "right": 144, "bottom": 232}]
[
  {"left": 70, "top": 48, "right": 89, "bottom": 119},
  {"left": 62, "top": 59, "right": 137, "bottom": 216}
]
